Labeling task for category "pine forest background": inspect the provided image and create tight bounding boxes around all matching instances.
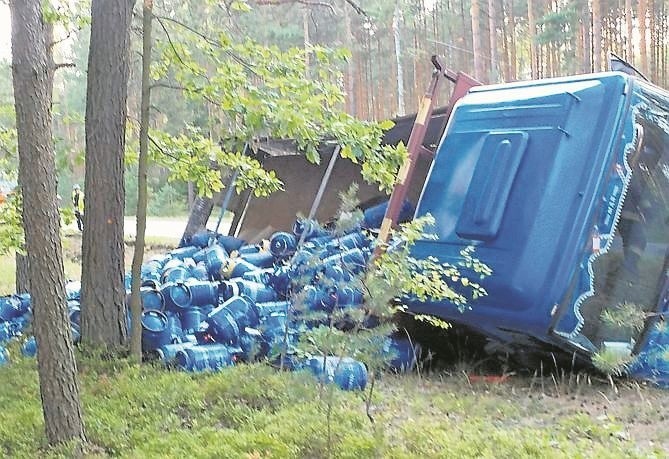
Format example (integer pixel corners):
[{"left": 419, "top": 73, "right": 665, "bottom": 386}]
[{"left": 1, "top": 0, "right": 668, "bottom": 215}]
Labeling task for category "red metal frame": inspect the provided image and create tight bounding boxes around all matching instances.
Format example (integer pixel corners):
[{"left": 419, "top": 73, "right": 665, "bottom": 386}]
[{"left": 373, "top": 56, "right": 480, "bottom": 257}]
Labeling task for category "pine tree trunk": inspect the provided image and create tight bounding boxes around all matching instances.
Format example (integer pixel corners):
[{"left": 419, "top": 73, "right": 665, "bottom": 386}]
[
  {"left": 10, "top": 0, "right": 86, "bottom": 445},
  {"left": 81, "top": 0, "right": 135, "bottom": 351},
  {"left": 471, "top": 0, "right": 485, "bottom": 81},
  {"left": 488, "top": 0, "right": 498, "bottom": 82},
  {"left": 638, "top": 0, "right": 648, "bottom": 75},
  {"left": 528, "top": 0, "right": 537, "bottom": 78},
  {"left": 592, "top": 0, "right": 602, "bottom": 72},
  {"left": 583, "top": 1, "right": 592, "bottom": 73},
  {"left": 129, "top": 0, "right": 154, "bottom": 363},
  {"left": 15, "top": 253, "right": 30, "bottom": 294},
  {"left": 648, "top": 0, "right": 656, "bottom": 81},
  {"left": 343, "top": 4, "right": 356, "bottom": 116},
  {"left": 509, "top": 0, "right": 517, "bottom": 80},
  {"left": 392, "top": 1, "right": 405, "bottom": 116}
]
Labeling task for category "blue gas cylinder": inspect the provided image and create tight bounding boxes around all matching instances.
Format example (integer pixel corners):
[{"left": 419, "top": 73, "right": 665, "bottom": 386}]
[
  {"left": 295, "top": 285, "right": 330, "bottom": 312},
  {"left": 320, "top": 248, "right": 368, "bottom": 274},
  {"left": 255, "top": 301, "right": 291, "bottom": 320},
  {"left": 162, "top": 265, "right": 192, "bottom": 284},
  {"left": 169, "top": 245, "right": 201, "bottom": 261},
  {"left": 0, "top": 296, "right": 24, "bottom": 321},
  {"left": 269, "top": 232, "right": 297, "bottom": 258},
  {"left": 21, "top": 336, "right": 37, "bottom": 357},
  {"left": 191, "top": 263, "right": 210, "bottom": 281},
  {"left": 238, "top": 328, "right": 269, "bottom": 362},
  {"left": 269, "top": 266, "right": 292, "bottom": 296},
  {"left": 141, "top": 310, "right": 172, "bottom": 352},
  {"left": 332, "top": 286, "right": 364, "bottom": 309},
  {"left": 140, "top": 287, "right": 165, "bottom": 312},
  {"left": 204, "top": 245, "right": 229, "bottom": 279},
  {"left": 242, "top": 268, "right": 274, "bottom": 285},
  {"left": 216, "top": 235, "right": 246, "bottom": 253},
  {"left": 0, "top": 322, "right": 13, "bottom": 343},
  {"left": 240, "top": 251, "right": 275, "bottom": 269},
  {"left": 188, "top": 230, "right": 215, "bottom": 248},
  {"left": 179, "top": 307, "right": 203, "bottom": 334},
  {"left": 71, "top": 324, "right": 81, "bottom": 344},
  {"left": 259, "top": 313, "right": 290, "bottom": 345},
  {"left": 184, "top": 281, "right": 219, "bottom": 306},
  {"left": 124, "top": 273, "right": 133, "bottom": 290},
  {"left": 65, "top": 281, "right": 81, "bottom": 301},
  {"left": 325, "top": 231, "right": 371, "bottom": 253},
  {"left": 156, "top": 342, "right": 196, "bottom": 364},
  {"left": 362, "top": 199, "right": 414, "bottom": 229},
  {"left": 206, "top": 303, "right": 241, "bottom": 344},
  {"left": 221, "top": 258, "right": 257, "bottom": 279},
  {"left": 322, "top": 264, "right": 353, "bottom": 282},
  {"left": 222, "top": 296, "right": 259, "bottom": 329},
  {"left": 308, "top": 356, "right": 368, "bottom": 390},
  {"left": 68, "top": 302, "right": 81, "bottom": 326},
  {"left": 223, "top": 279, "right": 278, "bottom": 304},
  {"left": 166, "top": 313, "right": 185, "bottom": 343},
  {"left": 162, "top": 282, "right": 191, "bottom": 312},
  {"left": 293, "top": 218, "right": 329, "bottom": 241},
  {"left": 16, "top": 293, "right": 31, "bottom": 310},
  {"left": 175, "top": 344, "right": 236, "bottom": 372}
]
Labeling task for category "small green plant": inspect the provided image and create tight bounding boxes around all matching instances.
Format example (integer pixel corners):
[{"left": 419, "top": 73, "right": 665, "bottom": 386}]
[
  {"left": 600, "top": 302, "right": 647, "bottom": 335},
  {"left": 277, "top": 185, "right": 491, "bottom": 454},
  {"left": 592, "top": 346, "right": 635, "bottom": 377}
]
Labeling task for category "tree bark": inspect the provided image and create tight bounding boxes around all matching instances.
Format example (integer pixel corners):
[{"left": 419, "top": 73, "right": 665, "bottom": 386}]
[
  {"left": 638, "top": 0, "right": 648, "bottom": 75},
  {"left": 129, "top": 0, "right": 154, "bottom": 362},
  {"left": 15, "top": 252, "right": 30, "bottom": 294},
  {"left": 392, "top": 1, "right": 405, "bottom": 117},
  {"left": 625, "top": 0, "right": 633, "bottom": 62},
  {"left": 471, "top": 0, "right": 484, "bottom": 81},
  {"left": 10, "top": 0, "right": 86, "bottom": 445},
  {"left": 592, "top": 0, "right": 602, "bottom": 72},
  {"left": 527, "top": 0, "right": 537, "bottom": 78},
  {"left": 342, "top": 4, "right": 356, "bottom": 116},
  {"left": 488, "top": 0, "right": 499, "bottom": 82},
  {"left": 82, "top": 0, "right": 135, "bottom": 351}
]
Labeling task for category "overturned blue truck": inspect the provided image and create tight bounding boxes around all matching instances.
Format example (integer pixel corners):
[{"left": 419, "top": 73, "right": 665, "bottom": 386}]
[
  {"left": 1, "top": 64, "right": 667, "bottom": 387},
  {"left": 212, "top": 67, "right": 668, "bottom": 383}
]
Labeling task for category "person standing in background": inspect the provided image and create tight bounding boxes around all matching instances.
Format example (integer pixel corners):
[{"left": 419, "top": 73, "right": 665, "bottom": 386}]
[{"left": 71, "top": 184, "right": 84, "bottom": 231}]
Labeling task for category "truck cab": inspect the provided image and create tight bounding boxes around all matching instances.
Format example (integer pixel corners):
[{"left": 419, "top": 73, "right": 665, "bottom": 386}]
[{"left": 408, "top": 72, "right": 669, "bottom": 378}]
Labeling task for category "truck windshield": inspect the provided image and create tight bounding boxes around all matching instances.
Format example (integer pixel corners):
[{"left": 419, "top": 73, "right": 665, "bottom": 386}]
[{"left": 579, "top": 91, "right": 669, "bottom": 353}]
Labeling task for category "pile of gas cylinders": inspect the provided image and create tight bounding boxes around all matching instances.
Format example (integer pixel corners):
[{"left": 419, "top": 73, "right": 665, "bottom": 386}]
[{"left": 0, "top": 201, "right": 419, "bottom": 391}]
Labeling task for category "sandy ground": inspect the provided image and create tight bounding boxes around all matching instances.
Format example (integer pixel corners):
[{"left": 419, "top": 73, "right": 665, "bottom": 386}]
[{"left": 65, "top": 216, "right": 231, "bottom": 241}]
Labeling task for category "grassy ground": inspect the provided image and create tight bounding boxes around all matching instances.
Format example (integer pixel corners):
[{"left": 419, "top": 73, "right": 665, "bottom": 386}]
[{"left": 0, "top": 352, "right": 666, "bottom": 458}]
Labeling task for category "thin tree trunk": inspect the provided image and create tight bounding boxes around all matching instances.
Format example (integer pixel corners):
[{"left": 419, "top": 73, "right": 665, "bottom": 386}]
[
  {"left": 343, "top": 4, "right": 356, "bottom": 116},
  {"left": 528, "top": 0, "right": 537, "bottom": 78},
  {"left": 471, "top": 0, "right": 485, "bottom": 81},
  {"left": 592, "top": 0, "right": 602, "bottom": 72},
  {"left": 583, "top": 1, "right": 592, "bottom": 73},
  {"left": 488, "top": 0, "right": 498, "bottom": 82},
  {"left": 393, "top": 1, "right": 405, "bottom": 117},
  {"left": 638, "top": 0, "right": 648, "bottom": 75},
  {"left": 82, "top": 0, "right": 135, "bottom": 351},
  {"left": 303, "top": 6, "right": 310, "bottom": 77},
  {"left": 649, "top": 0, "right": 656, "bottom": 81},
  {"left": 129, "top": 0, "right": 154, "bottom": 362},
  {"left": 10, "top": 0, "right": 86, "bottom": 445},
  {"left": 509, "top": 0, "right": 517, "bottom": 80},
  {"left": 15, "top": 252, "right": 30, "bottom": 294}
]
